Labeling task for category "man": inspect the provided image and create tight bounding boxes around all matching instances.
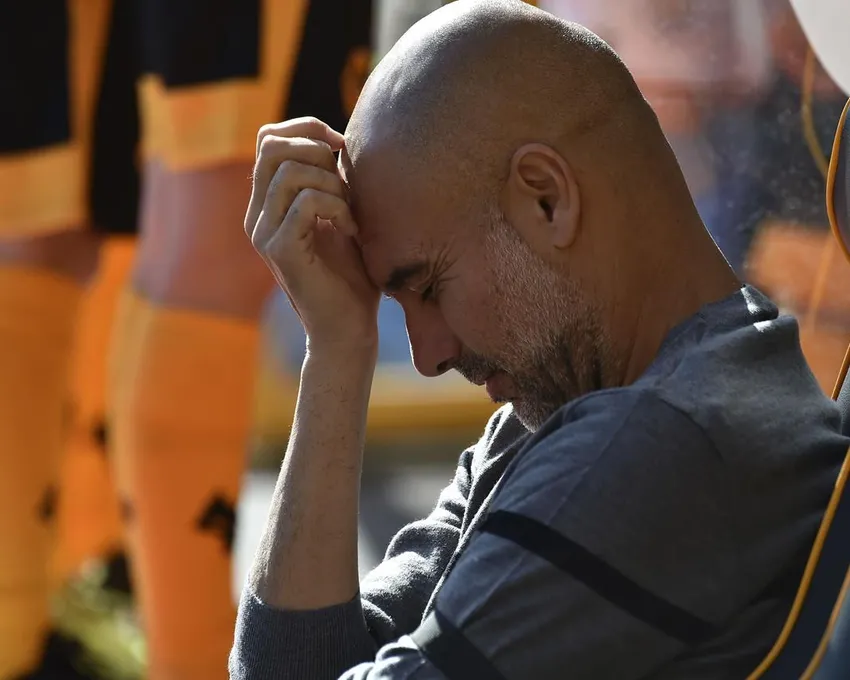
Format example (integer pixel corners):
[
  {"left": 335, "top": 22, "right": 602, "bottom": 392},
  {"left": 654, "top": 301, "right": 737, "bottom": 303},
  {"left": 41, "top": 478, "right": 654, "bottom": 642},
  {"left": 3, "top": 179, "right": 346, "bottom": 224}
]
[
  {"left": 0, "top": 1, "right": 370, "bottom": 678},
  {"left": 233, "top": 1, "right": 846, "bottom": 678}
]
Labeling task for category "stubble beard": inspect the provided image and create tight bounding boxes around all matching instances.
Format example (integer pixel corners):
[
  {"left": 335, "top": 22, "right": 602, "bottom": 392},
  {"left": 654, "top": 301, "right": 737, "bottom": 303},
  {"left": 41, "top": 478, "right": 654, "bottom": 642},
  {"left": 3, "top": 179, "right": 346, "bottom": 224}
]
[{"left": 472, "top": 205, "right": 612, "bottom": 431}]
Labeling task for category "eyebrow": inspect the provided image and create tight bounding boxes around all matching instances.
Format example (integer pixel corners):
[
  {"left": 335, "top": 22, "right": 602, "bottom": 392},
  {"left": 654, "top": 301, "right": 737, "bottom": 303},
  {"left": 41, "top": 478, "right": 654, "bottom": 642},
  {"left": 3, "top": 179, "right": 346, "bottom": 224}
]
[{"left": 383, "top": 261, "right": 429, "bottom": 293}]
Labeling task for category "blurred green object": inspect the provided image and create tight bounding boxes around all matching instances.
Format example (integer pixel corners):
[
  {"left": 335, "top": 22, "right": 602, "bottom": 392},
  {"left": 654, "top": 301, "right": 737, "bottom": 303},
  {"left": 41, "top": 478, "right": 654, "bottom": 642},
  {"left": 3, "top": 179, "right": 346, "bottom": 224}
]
[{"left": 52, "top": 563, "right": 145, "bottom": 680}]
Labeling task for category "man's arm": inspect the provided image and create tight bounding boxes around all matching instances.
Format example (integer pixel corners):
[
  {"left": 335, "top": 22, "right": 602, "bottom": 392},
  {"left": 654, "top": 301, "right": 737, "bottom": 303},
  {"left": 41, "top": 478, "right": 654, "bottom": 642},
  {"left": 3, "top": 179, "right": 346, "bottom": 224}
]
[
  {"left": 233, "top": 116, "right": 384, "bottom": 678},
  {"left": 231, "top": 405, "right": 520, "bottom": 679},
  {"left": 334, "top": 390, "right": 777, "bottom": 680},
  {"left": 250, "top": 347, "right": 375, "bottom": 610},
  {"left": 231, "top": 346, "right": 379, "bottom": 680}
]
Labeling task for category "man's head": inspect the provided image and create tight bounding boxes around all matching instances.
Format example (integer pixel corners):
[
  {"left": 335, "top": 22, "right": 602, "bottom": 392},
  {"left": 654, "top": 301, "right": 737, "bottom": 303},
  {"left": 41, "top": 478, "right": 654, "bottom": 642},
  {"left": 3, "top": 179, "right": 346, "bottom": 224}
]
[{"left": 342, "top": 0, "right": 734, "bottom": 430}]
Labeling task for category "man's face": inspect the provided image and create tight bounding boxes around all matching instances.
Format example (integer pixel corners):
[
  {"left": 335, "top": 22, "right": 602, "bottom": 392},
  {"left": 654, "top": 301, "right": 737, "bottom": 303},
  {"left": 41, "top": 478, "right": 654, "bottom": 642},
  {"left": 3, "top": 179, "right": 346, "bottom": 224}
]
[{"left": 348, "top": 153, "right": 606, "bottom": 430}]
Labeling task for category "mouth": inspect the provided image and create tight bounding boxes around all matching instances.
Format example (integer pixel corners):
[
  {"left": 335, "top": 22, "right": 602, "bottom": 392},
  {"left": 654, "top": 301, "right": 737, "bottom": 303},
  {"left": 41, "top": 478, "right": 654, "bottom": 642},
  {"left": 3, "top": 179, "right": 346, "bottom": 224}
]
[
  {"left": 456, "top": 367, "right": 513, "bottom": 402},
  {"left": 484, "top": 373, "right": 514, "bottom": 402},
  {"left": 462, "top": 372, "right": 501, "bottom": 400}
]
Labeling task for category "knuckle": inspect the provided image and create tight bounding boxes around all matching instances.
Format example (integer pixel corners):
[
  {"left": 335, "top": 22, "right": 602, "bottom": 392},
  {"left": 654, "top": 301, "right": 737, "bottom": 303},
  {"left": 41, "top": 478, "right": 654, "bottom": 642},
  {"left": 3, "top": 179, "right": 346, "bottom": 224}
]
[
  {"left": 295, "top": 115, "right": 323, "bottom": 129},
  {"left": 257, "top": 123, "right": 272, "bottom": 139},
  {"left": 294, "top": 187, "right": 320, "bottom": 209},
  {"left": 256, "top": 124, "right": 276, "bottom": 150},
  {"left": 269, "top": 159, "right": 299, "bottom": 193},
  {"left": 258, "top": 132, "right": 280, "bottom": 158},
  {"left": 278, "top": 158, "right": 299, "bottom": 177}
]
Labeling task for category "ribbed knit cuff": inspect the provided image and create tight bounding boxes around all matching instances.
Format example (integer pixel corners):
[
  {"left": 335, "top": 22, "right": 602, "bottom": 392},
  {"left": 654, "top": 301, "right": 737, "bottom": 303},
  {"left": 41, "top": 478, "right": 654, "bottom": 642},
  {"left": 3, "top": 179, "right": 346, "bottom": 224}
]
[{"left": 230, "top": 587, "right": 378, "bottom": 680}]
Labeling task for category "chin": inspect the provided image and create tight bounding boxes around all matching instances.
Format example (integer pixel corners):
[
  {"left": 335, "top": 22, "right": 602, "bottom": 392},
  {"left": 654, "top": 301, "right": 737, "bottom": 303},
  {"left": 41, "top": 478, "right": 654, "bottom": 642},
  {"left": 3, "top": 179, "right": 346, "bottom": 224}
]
[
  {"left": 512, "top": 400, "right": 559, "bottom": 433},
  {"left": 510, "top": 401, "right": 540, "bottom": 432}
]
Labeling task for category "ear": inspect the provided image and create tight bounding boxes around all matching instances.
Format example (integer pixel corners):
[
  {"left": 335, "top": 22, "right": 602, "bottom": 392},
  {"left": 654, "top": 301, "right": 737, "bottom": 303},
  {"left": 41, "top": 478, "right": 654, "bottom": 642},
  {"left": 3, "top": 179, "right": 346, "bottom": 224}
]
[{"left": 503, "top": 143, "right": 580, "bottom": 250}]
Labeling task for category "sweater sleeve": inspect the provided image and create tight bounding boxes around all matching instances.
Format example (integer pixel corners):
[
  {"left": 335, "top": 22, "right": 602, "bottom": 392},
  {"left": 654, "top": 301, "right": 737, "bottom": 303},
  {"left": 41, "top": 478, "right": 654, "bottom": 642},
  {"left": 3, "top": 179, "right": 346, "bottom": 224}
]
[{"left": 228, "top": 445, "right": 475, "bottom": 680}]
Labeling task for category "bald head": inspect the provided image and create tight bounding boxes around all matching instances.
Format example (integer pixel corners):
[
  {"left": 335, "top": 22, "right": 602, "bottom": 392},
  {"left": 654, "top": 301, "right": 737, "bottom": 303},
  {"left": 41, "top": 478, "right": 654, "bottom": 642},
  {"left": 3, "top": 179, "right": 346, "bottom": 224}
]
[
  {"left": 342, "top": 0, "right": 736, "bottom": 430},
  {"left": 348, "top": 0, "right": 659, "bottom": 205}
]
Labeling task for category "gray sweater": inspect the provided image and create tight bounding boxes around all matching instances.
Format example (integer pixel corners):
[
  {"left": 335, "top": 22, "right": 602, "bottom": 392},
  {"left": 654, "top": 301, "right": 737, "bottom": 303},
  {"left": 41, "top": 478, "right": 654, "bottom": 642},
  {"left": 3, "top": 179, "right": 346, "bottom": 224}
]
[{"left": 230, "top": 286, "right": 847, "bottom": 679}]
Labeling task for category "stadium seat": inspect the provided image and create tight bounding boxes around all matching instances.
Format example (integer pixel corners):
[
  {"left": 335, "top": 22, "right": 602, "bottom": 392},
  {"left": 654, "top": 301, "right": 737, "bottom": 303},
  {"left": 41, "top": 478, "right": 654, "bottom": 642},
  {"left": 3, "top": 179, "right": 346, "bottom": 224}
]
[{"left": 747, "top": 98, "right": 850, "bottom": 679}]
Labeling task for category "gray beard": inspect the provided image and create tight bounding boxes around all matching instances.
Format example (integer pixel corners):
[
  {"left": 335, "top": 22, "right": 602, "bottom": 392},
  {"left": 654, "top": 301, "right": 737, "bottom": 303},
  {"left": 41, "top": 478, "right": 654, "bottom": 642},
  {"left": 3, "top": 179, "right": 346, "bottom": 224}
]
[
  {"left": 477, "top": 206, "right": 611, "bottom": 431},
  {"left": 508, "top": 327, "right": 605, "bottom": 431}
]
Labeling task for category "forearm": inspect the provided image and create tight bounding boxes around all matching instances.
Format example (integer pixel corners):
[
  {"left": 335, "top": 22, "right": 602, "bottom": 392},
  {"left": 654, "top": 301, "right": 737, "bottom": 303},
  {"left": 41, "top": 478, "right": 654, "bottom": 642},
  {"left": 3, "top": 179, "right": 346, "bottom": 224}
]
[{"left": 248, "top": 340, "right": 377, "bottom": 610}]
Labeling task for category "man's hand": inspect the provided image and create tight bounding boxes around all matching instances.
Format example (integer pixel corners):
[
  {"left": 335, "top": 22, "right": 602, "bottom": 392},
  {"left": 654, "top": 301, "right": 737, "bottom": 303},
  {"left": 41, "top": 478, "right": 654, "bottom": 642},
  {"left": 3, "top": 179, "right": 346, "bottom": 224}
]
[
  {"left": 245, "top": 116, "right": 380, "bottom": 347},
  {"left": 242, "top": 118, "right": 378, "bottom": 613}
]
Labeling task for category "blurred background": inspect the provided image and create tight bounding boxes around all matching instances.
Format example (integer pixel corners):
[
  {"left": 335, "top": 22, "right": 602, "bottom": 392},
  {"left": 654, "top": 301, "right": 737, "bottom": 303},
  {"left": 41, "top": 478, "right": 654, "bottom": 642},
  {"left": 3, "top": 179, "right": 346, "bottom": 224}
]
[{"left": 2, "top": 0, "right": 848, "bottom": 678}]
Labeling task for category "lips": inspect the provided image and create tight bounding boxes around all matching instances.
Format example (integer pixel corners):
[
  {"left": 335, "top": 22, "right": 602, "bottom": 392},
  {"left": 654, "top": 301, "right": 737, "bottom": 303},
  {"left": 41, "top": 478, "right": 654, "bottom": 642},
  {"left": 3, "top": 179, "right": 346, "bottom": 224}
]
[
  {"left": 456, "top": 365, "right": 513, "bottom": 401},
  {"left": 484, "top": 373, "right": 514, "bottom": 402}
]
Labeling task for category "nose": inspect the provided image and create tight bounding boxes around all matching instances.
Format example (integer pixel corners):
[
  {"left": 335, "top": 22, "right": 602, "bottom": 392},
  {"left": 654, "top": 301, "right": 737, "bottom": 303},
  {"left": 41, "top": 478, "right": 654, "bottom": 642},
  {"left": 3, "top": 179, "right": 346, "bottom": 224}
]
[{"left": 402, "top": 302, "right": 461, "bottom": 378}]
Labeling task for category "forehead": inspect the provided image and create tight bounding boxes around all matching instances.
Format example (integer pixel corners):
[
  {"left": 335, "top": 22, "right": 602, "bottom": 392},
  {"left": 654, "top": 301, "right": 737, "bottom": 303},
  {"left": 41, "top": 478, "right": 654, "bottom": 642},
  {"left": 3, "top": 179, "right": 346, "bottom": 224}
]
[{"left": 340, "top": 144, "right": 466, "bottom": 287}]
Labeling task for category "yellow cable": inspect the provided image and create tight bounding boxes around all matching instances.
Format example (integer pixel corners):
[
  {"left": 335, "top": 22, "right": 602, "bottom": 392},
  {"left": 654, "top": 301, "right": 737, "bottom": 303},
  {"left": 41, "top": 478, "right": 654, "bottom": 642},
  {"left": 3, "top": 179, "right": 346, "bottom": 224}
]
[
  {"left": 802, "top": 50, "right": 831, "bottom": 177},
  {"left": 802, "top": 48, "right": 835, "bottom": 333}
]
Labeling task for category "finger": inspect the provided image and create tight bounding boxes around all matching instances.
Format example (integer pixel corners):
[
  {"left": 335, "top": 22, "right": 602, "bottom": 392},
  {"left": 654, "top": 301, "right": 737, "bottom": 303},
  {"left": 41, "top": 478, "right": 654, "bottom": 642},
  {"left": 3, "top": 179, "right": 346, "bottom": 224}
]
[
  {"left": 261, "top": 189, "right": 358, "bottom": 269},
  {"left": 256, "top": 117, "right": 345, "bottom": 157},
  {"left": 246, "top": 135, "right": 338, "bottom": 234},
  {"left": 289, "top": 189, "right": 357, "bottom": 238},
  {"left": 250, "top": 161, "right": 346, "bottom": 243}
]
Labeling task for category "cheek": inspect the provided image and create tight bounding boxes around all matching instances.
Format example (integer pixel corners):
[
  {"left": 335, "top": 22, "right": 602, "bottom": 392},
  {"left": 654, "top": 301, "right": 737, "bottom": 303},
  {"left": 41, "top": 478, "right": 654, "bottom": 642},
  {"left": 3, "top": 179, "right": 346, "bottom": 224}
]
[{"left": 441, "top": 274, "right": 507, "bottom": 352}]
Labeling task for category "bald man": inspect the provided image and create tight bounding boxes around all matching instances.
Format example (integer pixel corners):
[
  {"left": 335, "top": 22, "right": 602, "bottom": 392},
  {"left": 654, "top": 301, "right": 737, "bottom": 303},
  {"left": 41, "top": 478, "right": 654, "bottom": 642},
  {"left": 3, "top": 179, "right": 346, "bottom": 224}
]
[{"left": 232, "top": 1, "right": 846, "bottom": 678}]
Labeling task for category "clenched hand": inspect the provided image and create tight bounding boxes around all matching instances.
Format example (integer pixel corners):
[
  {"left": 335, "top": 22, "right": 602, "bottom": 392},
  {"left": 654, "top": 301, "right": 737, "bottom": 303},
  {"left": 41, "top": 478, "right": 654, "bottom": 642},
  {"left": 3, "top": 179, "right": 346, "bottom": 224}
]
[{"left": 245, "top": 117, "right": 380, "bottom": 348}]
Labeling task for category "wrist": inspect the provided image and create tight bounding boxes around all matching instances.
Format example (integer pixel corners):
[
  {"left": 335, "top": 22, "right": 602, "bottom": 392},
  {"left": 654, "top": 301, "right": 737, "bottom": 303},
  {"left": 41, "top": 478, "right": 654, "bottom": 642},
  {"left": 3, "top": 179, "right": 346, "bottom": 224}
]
[
  {"left": 298, "top": 340, "right": 377, "bottom": 439},
  {"left": 304, "top": 339, "right": 377, "bottom": 380},
  {"left": 305, "top": 331, "right": 379, "bottom": 361}
]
